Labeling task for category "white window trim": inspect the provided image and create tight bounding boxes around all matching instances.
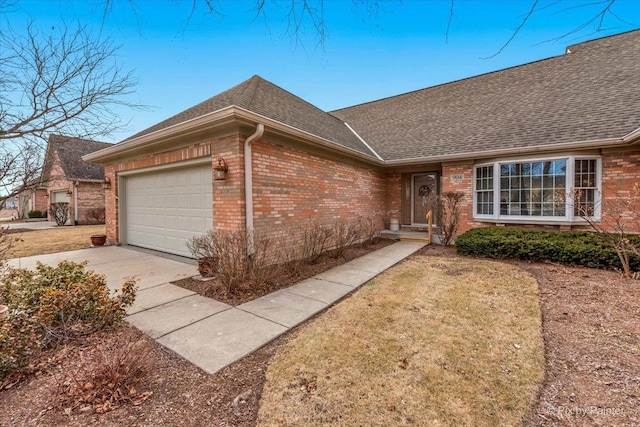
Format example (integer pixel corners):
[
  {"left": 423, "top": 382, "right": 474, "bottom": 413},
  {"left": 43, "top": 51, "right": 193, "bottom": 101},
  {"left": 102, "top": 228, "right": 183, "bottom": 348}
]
[{"left": 472, "top": 155, "right": 602, "bottom": 224}]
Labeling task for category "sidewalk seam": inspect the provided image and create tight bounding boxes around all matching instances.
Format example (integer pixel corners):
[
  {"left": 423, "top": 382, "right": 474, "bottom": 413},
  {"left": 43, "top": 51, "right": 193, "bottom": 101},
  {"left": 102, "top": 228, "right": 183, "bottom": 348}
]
[{"left": 152, "top": 306, "right": 234, "bottom": 339}]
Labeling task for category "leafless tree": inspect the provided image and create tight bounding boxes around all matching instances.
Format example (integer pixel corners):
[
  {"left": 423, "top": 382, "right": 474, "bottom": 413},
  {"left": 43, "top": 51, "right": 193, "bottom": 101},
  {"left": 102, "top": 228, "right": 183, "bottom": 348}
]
[
  {"left": 0, "top": 11, "right": 140, "bottom": 204},
  {"left": 572, "top": 185, "right": 640, "bottom": 279}
]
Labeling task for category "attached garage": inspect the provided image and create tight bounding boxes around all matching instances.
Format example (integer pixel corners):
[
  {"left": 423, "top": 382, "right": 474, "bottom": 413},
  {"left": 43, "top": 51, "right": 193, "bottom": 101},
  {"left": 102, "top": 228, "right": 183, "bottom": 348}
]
[{"left": 122, "top": 162, "right": 213, "bottom": 257}]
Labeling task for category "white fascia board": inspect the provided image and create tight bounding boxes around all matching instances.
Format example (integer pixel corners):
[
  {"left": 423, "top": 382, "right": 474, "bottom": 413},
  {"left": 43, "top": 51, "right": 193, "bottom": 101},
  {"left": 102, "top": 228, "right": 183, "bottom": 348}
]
[
  {"left": 383, "top": 137, "right": 625, "bottom": 166},
  {"left": 623, "top": 126, "right": 640, "bottom": 142},
  {"left": 82, "top": 106, "right": 238, "bottom": 163},
  {"left": 343, "top": 122, "right": 384, "bottom": 161},
  {"left": 83, "top": 105, "right": 384, "bottom": 166}
]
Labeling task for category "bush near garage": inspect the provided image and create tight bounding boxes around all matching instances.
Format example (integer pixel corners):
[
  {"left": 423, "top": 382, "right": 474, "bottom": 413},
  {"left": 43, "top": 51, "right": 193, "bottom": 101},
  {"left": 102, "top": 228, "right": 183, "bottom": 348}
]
[
  {"left": 455, "top": 227, "right": 640, "bottom": 272},
  {"left": 0, "top": 261, "right": 137, "bottom": 381},
  {"left": 27, "top": 210, "right": 45, "bottom": 218}
]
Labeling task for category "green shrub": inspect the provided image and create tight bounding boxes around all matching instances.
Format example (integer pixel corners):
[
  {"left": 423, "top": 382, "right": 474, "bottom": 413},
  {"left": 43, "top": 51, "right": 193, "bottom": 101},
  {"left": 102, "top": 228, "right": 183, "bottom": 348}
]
[
  {"left": 27, "top": 210, "right": 43, "bottom": 218},
  {"left": 0, "top": 261, "right": 137, "bottom": 379},
  {"left": 455, "top": 227, "right": 640, "bottom": 272}
]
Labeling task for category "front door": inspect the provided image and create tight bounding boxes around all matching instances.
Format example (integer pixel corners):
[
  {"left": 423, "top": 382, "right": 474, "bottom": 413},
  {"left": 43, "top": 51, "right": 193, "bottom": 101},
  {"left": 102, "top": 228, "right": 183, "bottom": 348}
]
[{"left": 412, "top": 173, "right": 437, "bottom": 224}]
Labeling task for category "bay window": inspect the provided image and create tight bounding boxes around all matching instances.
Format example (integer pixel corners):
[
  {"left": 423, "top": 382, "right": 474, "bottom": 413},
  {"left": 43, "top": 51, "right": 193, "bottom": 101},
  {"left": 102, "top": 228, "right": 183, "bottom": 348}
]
[{"left": 474, "top": 156, "right": 600, "bottom": 222}]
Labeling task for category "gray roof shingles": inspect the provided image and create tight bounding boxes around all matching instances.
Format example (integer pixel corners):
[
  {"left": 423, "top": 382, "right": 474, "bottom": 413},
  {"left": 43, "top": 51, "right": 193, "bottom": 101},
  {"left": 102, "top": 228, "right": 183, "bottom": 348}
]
[
  {"left": 330, "top": 29, "right": 640, "bottom": 161},
  {"left": 126, "top": 76, "right": 376, "bottom": 158},
  {"left": 122, "top": 29, "right": 640, "bottom": 163},
  {"left": 49, "top": 134, "right": 112, "bottom": 180}
]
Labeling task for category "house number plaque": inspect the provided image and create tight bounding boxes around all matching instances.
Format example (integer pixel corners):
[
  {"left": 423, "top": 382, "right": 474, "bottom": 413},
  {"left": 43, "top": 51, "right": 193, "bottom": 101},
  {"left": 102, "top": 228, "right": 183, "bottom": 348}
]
[{"left": 450, "top": 174, "right": 464, "bottom": 182}]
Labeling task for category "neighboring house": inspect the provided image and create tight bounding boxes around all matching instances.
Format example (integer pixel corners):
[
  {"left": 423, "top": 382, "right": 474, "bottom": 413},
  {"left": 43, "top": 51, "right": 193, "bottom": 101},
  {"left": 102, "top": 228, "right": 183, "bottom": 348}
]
[
  {"left": 42, "top": 134, "right": 112, "bottom": 225},
  {"left": 15, "top": 180, "right": 48, "bottom": 219},
  {"left": 85, "top": 30, "right": 640, "bottom": 258},
  {"left": 0, "top": 196, "right": 19, "bottom": 220},
  {"left": 3, "top": 196, "right": 17, "bottom": 210}
]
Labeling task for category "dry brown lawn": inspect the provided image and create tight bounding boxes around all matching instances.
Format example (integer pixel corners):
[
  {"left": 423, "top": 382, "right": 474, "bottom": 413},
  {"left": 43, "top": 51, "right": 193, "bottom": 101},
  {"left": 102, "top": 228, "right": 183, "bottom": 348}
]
[
  {"left": 7, "top": 225, "right": 106, "bottom": 258},
  {"left": 258, "top": 255, "right": 545, "bottom": 427}
]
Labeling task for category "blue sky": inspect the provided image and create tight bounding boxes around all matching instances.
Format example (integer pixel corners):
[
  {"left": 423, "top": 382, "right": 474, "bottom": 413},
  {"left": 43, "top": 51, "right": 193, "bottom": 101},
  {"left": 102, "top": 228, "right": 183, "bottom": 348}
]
[{"left": 6, "top": 0, "right": 640, "bottom": 142}]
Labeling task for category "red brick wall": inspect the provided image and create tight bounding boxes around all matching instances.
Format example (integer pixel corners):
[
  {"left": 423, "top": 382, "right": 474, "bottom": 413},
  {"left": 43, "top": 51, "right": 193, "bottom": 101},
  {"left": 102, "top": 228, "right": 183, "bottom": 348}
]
[
  {"left": 102, "top": 134, "right": 387, "bottom": 250},
  {"left": 441, "top": 162, "right": 488, "bottom": 234},
  {"left": 33, "top": 189, "right": 47, "bottom": 213},
  {"left": 104, "top": 164, "right": 118, "bottom": 242},
  {"left": 76, "top": 182, "right": 105, "bottom": 224},
  {"left": 385, "top": 173, "right": 401, "bottom": 225},
  {"left": 251, "top": 139, "right": 387, "bottom": 247},
  {"left": 212, "top": 136, "right": 244, "bottom": 232},
  {"left": 601, "top": 149, "right": 640, "bottom": 233},
  {"left": 101, "top": 132, "right": 640, "bottom": 249}
]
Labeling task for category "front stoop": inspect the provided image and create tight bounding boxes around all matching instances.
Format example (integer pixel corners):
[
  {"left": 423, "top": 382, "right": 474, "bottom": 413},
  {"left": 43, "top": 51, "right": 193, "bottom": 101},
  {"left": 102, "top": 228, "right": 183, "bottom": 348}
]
[
  {"left": 400, "top": 235, "right": 432, "bottom": 243},
  {"left": 380, "top": 229, "right": 439, "bottom": 244}
]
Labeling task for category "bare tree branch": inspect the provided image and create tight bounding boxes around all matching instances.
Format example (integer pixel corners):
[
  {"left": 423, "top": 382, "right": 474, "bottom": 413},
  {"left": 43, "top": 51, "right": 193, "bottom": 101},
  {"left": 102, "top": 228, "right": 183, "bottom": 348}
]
[
  {"left": 445, "top": 0, "right": 455, "bottom": 44},
  {"left": 535, "top": 0, "right": 628, "bottom": 45},
  {"left": 0, "top": 22, "right": 140, "bottom": 142},
  {"left": 482, "top": 0, "right": 539, "bottom": 59},
  {"left": 0, "top": 7, "right": 142, "bottom": 203}
]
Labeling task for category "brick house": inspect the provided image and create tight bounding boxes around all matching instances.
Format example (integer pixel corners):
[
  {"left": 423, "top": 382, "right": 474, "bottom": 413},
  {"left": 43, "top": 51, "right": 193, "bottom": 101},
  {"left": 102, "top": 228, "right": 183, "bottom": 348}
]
[
  {"left": 41, "top": 135, "right": 112, "bottom": 225},
  {"left": 15, "top": 180, "right": 47, "bottom": 219},
  {"left": 85, "top": 30, "right": 640, "bottom": 258}
]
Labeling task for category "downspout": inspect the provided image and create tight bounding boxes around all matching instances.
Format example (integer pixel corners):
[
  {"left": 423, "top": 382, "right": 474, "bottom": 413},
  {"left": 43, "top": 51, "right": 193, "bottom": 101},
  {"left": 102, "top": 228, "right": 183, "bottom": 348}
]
[
  {"left": 74, "top": 181, "right": 79, "bottom": 225},
  {"left": 244, "top": 123, "right": 265, "bottom": 257}
]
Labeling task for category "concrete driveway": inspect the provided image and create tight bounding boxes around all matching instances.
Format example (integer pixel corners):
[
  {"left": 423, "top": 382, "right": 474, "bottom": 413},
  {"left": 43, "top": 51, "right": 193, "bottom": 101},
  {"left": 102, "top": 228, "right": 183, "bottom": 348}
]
[{"left": 7, "top": 246, "right": 198, "bottom": 308}]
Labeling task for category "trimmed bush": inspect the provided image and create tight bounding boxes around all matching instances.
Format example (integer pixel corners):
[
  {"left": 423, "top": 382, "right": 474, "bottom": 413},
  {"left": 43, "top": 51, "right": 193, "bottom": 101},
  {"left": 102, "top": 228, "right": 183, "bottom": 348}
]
[
  {"left": 455, "top": 227, "right": 640, "bottom": 272},
  {"left": 27, "top": 210, "right": 43, "bottom": 218},
  {"left": 85, "top": 207, "right": 106, "bottom": 225},
  {"left": 50, "top": 202, "right": 70, "bottom": 226},
  {"left": 0, "top": 261, "right": 137, "bottom": 379}
]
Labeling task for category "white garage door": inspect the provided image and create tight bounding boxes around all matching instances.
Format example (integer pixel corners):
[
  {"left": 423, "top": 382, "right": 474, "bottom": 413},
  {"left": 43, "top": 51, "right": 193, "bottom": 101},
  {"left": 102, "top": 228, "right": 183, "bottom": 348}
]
[{"left": 125, "top": 164, "right": 213, "bottom": 257}]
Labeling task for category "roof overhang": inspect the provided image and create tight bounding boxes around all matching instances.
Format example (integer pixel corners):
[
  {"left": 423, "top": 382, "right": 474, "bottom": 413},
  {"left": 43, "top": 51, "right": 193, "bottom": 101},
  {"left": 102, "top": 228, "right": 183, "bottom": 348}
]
[
  {"left": 83, "top": 105, "right": 382, "bottom": 165},
  {"left": 383, "top": 136, "right": 633, "bottom": 167},
  {"left": 84, "top": 108, "right": 640, "bottom": 168},
  {"left": 623, "top": 126, "right": 640, "bottom": 143}
]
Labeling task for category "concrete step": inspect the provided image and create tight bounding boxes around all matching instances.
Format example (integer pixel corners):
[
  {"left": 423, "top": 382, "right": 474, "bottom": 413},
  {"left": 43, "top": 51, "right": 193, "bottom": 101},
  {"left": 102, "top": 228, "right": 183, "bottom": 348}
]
[{"left": 399, "top": 236, "right": 432, "bottom": 243}]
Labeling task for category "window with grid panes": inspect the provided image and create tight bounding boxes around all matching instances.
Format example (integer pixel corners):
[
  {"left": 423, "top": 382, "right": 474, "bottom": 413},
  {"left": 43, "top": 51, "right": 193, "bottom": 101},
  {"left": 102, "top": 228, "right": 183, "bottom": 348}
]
[
  {"left": 475, "top": 165, "right": 494, "bottom": 215},
  {"left": 574, "top": 159, "right": 597, "bottom": 216},
  {"left": 473, "top": 157, "right": 600, "bottom": 221}
]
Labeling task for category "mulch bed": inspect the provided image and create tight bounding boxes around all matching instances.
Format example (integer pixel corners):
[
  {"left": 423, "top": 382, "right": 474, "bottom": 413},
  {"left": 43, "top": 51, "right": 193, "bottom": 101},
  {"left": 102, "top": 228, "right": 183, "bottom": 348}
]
[
  {"left": 2, "top": 245, "right": 639, "bottom": 426},
  {"left": 173, "top": 239, "right": 394, "bottom": 306},
  {"left": 518, "top": 260, "right": 640, "bottom": 427}
]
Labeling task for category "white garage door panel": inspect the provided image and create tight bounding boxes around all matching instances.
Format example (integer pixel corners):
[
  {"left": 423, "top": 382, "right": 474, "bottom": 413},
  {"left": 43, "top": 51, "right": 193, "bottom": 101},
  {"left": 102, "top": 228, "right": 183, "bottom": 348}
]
[{"left": 125, "top": 165, "right": 212, "bottom": 257}]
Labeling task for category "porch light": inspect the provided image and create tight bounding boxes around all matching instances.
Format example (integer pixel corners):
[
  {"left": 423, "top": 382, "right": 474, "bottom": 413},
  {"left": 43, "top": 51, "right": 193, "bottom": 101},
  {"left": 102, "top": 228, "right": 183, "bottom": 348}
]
[
  {"left": 103, "top": 176, "right": 111, "bottom": 190},
  {"left": 214, "top": 157, "right": 229, "bottom": 181}
]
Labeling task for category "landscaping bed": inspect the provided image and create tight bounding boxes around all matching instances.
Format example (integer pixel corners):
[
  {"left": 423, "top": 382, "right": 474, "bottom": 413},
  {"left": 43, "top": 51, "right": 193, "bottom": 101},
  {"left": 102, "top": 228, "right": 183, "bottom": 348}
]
[
  {"left": 518, "top": 260, "right": 640, "bottom": 426},
  {"left": 173, "top": 239, "right": 393, "bottom": 306}
]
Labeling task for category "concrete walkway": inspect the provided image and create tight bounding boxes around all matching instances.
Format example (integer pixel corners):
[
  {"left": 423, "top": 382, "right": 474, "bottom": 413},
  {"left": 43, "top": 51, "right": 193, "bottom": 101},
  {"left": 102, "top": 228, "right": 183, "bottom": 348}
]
[
  {"left": 3, "top": 220, "right": 57, "bottom": 230},
  {"left": 7, "top": 241, "right": 426, "bottom": 375}
]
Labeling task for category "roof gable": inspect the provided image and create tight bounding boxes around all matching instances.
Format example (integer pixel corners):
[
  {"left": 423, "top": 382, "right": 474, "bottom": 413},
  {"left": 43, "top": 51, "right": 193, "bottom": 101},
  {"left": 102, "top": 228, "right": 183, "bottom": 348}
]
[
  {"left": 46, "top": 134, "right": 112, "bottom": 181},
  {"left": 126, "top": 75, "right": 376, "bottom": 158}
]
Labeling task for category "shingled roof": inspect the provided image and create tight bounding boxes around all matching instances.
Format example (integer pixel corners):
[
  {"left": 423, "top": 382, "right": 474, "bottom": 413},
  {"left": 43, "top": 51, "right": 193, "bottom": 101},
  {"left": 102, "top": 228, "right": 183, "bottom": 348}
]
[
  {"left": 330, "top": 29, "right": 640, "bottom": 161},
  {"left": 126, "top": 75, "right": 376, "bottom": 158},
  {"left": 47, "top": 134, "right": 112, "bottom": 180}
]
